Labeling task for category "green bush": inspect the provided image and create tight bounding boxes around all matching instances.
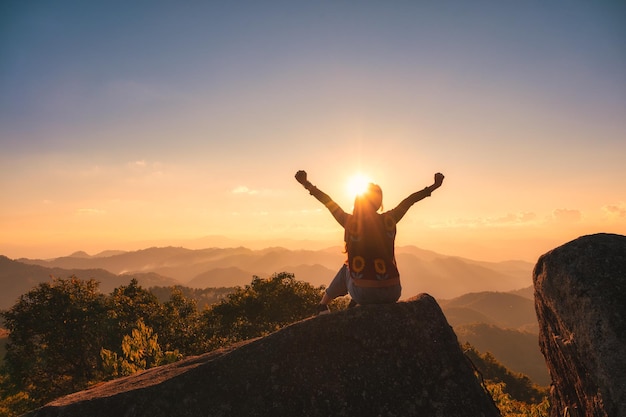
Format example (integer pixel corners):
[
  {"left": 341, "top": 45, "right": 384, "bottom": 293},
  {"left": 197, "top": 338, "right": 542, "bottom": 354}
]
[
  {"left": 100, "top": 319, "right": 181, "bottom": 379},
  {"left": 201, "top": 272, "right": 326, "bottom": 348}
]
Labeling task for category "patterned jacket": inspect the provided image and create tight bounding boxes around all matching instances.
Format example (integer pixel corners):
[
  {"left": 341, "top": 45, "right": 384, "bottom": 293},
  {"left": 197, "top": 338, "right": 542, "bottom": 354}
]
[{"left": 308, "top": 185, "right": 432, "bottom": 287}]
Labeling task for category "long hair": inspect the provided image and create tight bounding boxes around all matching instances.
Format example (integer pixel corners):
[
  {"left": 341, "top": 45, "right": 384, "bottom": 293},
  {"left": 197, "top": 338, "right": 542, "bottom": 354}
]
[
  {"left": 345, "top": 183, "right": 383, "bottom": 251},
  {"left": 345, "top": 183, "right": 392, "bottom": 265},
  {"left": 353, "top": 183, "right": 383, "bottom": 214}
]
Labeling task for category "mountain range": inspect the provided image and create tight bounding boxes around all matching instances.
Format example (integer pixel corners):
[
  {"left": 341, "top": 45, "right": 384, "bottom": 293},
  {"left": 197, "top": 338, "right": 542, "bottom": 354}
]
[
  {"left": 0, "top": 245, "right": 546, "bottom": 385},
  {"left": 5, "top": 245, "right": 533, "bottom": 303},
  {"left": 436, "top": 291, "right": 548, "bottom": 385}
]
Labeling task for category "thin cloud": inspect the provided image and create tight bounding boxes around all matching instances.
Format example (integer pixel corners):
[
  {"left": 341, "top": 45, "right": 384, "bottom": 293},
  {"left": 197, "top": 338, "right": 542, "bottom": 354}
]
[
  {"left": 431, "top": 212, "right": 539, "bottom": 228},
  {"left": 435, "top": 209, "right": 585, "bottom": 229},
  {"left": 76, "top": 208, "right": 106, "bottom": 215},
  {"left": 127, "top": 160, "right": 163, "bottom": 171},
  {"left": 232, "top": 186, "right": 259, "bottom": 195},
  {"left": 124, "top": 160, "right": 165, "bottom": 184},
  {"left": 489, "top": 212, "right": 538, "bottom": 225},
  {"left": 551, "top": 209, "right": 582, "bottom": 223},
  {"left": 602, "top": 203, "right": 626, "bottom": 219}
]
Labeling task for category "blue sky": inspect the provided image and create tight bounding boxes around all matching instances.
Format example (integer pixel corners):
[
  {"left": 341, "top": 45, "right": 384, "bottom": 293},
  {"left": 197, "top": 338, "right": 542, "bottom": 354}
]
[{"left": 1, "top": 1, "right": 625, "bottom": 261}]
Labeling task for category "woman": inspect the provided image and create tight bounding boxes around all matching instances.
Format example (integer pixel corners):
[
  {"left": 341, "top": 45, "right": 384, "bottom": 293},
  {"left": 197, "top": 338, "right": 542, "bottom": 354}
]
[{"left": 295, "top": 170, "right": 445, "bottom": 314}]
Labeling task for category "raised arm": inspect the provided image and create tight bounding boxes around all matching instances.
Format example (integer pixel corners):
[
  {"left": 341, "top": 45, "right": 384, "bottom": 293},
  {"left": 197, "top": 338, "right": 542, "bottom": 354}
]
[
  {"left": 389, "top": 172, "right": 445, "bottom": 222},
  {"left": 295, "top": 170, "right": 348, "bottom": 226}
]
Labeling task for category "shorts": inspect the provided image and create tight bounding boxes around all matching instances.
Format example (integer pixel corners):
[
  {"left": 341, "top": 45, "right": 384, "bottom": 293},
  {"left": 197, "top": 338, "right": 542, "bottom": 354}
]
[{"left": 325, "top": 264, "right": 401, "bottom": 305}]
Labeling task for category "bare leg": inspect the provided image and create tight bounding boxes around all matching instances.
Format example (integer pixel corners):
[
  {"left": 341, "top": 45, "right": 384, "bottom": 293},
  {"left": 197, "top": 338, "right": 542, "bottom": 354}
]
[
  {"left": 315, "top": 264, "right": 348, "bottom": 315},
  {"left": 319, "top": 293, "right": 332, "bottom": 305}
]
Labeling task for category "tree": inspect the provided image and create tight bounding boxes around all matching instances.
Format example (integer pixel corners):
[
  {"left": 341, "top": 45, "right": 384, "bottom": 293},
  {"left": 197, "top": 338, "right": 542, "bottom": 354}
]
[
  {"left": 155, "top": 288, "right": 204, "bottom": 355},
  {"left": 463, "top": 343, "right": 547, "bottom": 403},
  {"left": 487, "top": 381, "right": 550, "bottom": 417},
  {"left": 103, "top": 278, "right": 163, "bottom": 353},
  {"left": 1, "top": 277, "right": 108, "bottom": 403},
  {"left": 100, "top": 319, "right": 181, "bottom": 379},
  {"left": 149, "top": 285, "right": 235, "bottom": 309},
  {"left": 463, "top": 343, "right": 550, "bottom": 416},
  {"left": 202, "top": 272, "right": 326, "bottom": 348},
  {"left": 0, "top": 371, "right": 37, "bottom": 417},
  {"left": 0, "top": 272, "right": 337, "bottom": 415}
]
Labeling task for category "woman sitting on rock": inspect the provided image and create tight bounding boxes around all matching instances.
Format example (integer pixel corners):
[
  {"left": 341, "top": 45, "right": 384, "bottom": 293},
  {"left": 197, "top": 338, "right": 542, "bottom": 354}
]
[{"left": 295, "top": 170, "right": 445, "bottom": 314}]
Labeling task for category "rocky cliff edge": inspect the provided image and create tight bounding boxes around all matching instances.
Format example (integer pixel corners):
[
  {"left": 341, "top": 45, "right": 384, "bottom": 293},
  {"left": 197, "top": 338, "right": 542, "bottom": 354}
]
[
  {"left": 534, "top": 233, "right": 626, "bottom": 417},
  {"left": 25, "top": 294, "right": 499, "bottom": 417}
]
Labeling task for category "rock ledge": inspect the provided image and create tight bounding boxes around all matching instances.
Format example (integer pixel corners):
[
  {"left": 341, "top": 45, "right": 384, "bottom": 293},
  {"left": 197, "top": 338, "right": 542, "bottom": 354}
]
[
  {"left": 534, "top": 233, "right": 626, "bottom": 417},
  {"left": 26, "top": 294, "right": 499, "bottom": 417}
]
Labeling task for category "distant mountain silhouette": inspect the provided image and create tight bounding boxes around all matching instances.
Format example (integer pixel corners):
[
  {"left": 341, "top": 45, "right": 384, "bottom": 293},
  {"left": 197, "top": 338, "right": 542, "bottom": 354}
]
[
  {"left": 1, "top": 248, "right": 547, "bottom": 388},
  {"left": 454, "top": 323, "right": 549, "bottom": 386},
  {"left": 186, "top": 267, "right": 254, "bottom": 288},
  {"left": 439, "top": 291, "right": 538, "bottom": 331},
  {"left": 0, "top": 255, "right": 177, "bottom": 309},
  {"left": 397, "top": 253, "right": 532, "bottom": 300},
  {"left": 15, "top": 245, "right": 533, "bottom": 300},
  {"left": 68, "top": 251, "right": 91, "bottom": 258},
  {"left": 508, "top": 285, "right": 534, "bottom": 299},
  {"left": 92, "top": 250, "right": 128, "bottom": 258},
  {"left": 436, "top": 290, "right": 546, "bottom": 385}
]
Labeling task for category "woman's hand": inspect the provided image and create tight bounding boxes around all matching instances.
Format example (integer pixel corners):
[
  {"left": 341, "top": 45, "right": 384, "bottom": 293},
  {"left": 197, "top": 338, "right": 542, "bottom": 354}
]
[
  {"left": 295, "top": 170, "right": 308, "bottom": 185},
  {"left": 434, "top": 172, "right": 444, "bottom": 187}
]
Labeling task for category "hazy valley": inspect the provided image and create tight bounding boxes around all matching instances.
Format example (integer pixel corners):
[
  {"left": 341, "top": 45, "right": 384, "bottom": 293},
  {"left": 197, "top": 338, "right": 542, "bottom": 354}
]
[
  {"left": 5, "top": 245, "right": 534, "bottom": 303},
  {"left": 1, "top": 245, "right": 546, "bottom": 385}
]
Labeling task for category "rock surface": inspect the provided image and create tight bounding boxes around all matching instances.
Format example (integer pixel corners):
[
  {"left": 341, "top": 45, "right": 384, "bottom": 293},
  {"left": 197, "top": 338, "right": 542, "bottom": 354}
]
[
  {"left": 533, "top": 233, "right": 626, "bottom": 417},
  {"left": 25, "top": 294, "right": 499, "bottom": 417}
]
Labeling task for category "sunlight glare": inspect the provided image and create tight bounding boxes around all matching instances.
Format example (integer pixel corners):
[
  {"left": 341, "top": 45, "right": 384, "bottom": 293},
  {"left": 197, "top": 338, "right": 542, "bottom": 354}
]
[{"left": 346, "top": 173, "right": 372, "bottom": 199}]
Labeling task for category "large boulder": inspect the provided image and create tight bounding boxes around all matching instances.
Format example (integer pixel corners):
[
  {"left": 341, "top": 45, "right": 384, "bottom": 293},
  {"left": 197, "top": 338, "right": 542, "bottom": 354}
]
[
  {"left": 25, "top": 294, "right": 499, "bottom": 417},
  {"left": 534, "top": 233, "right": 626, "bottom": 417}
]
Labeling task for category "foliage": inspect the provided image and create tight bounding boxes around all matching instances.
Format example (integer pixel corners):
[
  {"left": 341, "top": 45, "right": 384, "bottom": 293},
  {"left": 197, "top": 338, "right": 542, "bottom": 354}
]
[
  {"left": 202, "top": 272, "right": 326, "bottom": 348},
  {"left": 463, "top": 343, "right": 548, "bottom": 403},
  {"left": 154, "top": 288, "right": 204, "bottom": 355},
  {"left": 0, "top": 328, "right": 8, "bottom": 365},
  {"left": 104, "top": 279, "right": 162, "bottom": 350},
  {"left": 149, "top": 286, "right": 235, "bottom": 309},
  {"left": 488, "top": 381, "right": 550, "bottom": 417},
  {"left": 463, "top": 343, "right": 550, "bottom": 416},
  {"left": 0, "top": 277, "right": 194, "bottom": 413},
  {"left": 454, "top": 323, "right": 547, "bottom": 385},
  {"left": 1, "top": 277, "right": 108, "bottom": 402},
  {"left": 0, "top": 272, "right": 552, "bottom": 417},
  {"left": 0, "top": 272, "right": 325, "bottom": 415},
  {"left": 100, "top": 319, "right": 181, "bottom": 379},
  {"left": 0, "top": 372, "right": 37, "bottom": 417}
]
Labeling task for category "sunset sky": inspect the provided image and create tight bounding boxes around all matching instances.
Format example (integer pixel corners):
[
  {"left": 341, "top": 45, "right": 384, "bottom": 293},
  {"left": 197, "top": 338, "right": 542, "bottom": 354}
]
[{"left": 1, "top": 1, "right": 625, "bottom": 262}]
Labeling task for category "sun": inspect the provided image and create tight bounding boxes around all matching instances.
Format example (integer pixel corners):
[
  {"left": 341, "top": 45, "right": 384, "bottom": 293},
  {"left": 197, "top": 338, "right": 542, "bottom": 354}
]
[{"left": 346, "top": 173, "right": 372, "bottom": 198}]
